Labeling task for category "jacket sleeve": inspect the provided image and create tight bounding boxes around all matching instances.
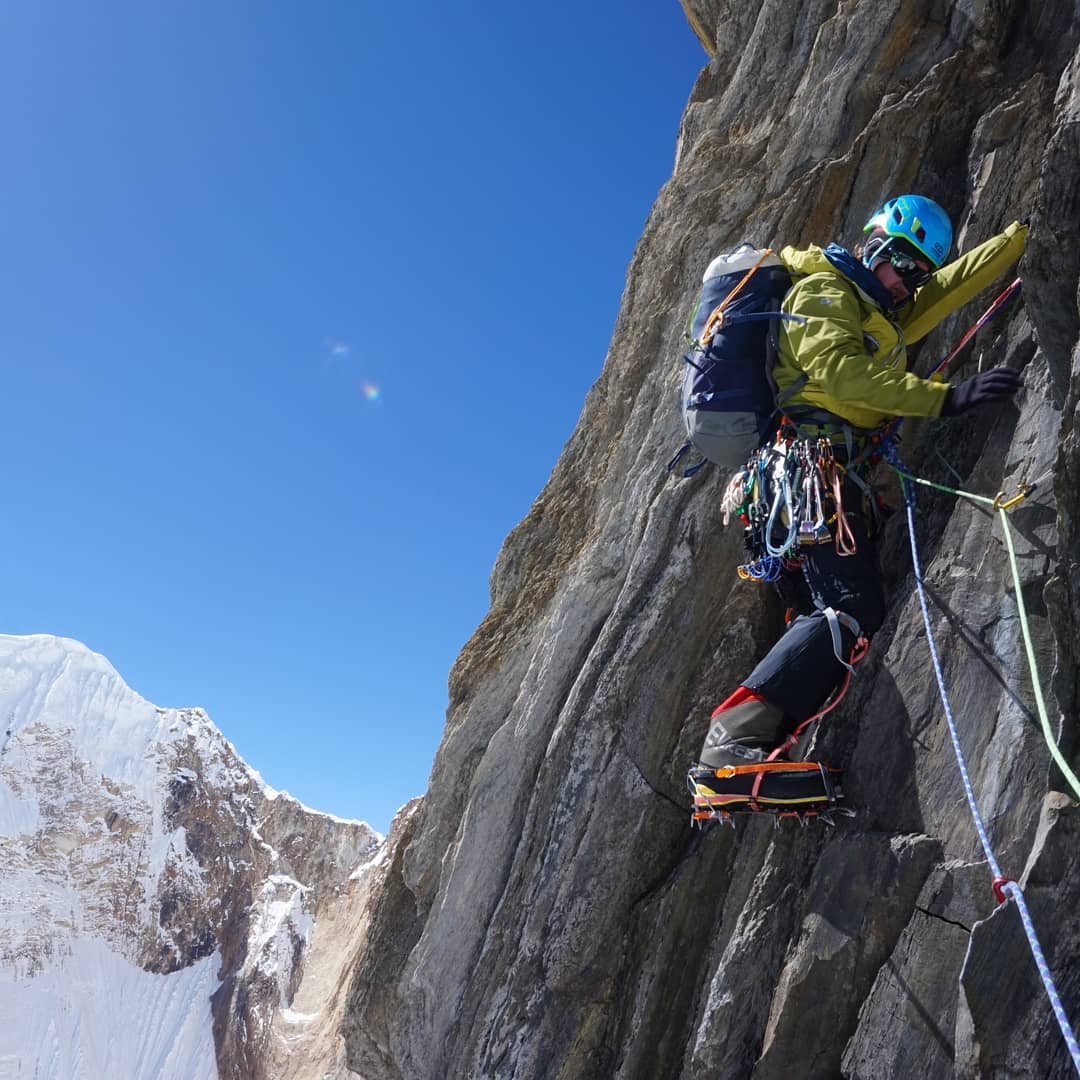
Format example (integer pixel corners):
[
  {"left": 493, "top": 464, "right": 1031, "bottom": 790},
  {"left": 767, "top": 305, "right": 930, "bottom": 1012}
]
[
  {"left": 779, "top": 273, "right": 949, "bottom": 417},
  {"left": 900, "top": 221, "right": 1028, "bottom": 343}
]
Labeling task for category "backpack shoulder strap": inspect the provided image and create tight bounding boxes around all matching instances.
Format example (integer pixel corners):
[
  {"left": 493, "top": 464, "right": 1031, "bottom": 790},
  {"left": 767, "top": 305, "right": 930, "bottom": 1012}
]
[{"left": 765, "top": 286, "right": 809, "bottom": 412}]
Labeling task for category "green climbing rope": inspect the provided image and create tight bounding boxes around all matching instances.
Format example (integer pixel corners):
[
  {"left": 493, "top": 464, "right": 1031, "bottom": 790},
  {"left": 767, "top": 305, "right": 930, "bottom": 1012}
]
[
  {"left": 998, "top": 506, "right": 1080, "bottom": 801},
  {"left": 888, "top": 463, "right": 1080, "bottom": 802},
  {"left": 889, "top": 466, "right": 996, "bottom": 505}
]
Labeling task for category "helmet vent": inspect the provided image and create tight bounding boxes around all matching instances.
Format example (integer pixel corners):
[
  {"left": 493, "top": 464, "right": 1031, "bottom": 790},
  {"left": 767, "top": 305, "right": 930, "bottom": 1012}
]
[
  {"left": 915, "top": 226, "right": 926, "bottom": 241},
  {"left": 892, "top": 207, "right": 903, "bottom": 223}
]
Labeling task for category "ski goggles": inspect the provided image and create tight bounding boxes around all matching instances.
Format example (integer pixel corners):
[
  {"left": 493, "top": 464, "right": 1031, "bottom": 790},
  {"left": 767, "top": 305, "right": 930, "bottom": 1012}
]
[{"left": 879, "top": 239, "right": 934, "bottom": 289}]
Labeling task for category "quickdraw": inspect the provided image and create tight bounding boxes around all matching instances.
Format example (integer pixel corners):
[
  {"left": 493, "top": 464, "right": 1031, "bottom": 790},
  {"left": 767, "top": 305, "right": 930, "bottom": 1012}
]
[
  {"left": 830, "top": 459, "right": 858, "bottom": 555},
  {"left": 730, "top": 430, "right": 861, "bottom": 579},
  {"left": 797, "top": 440, "right": 828, "bottom": 545}
]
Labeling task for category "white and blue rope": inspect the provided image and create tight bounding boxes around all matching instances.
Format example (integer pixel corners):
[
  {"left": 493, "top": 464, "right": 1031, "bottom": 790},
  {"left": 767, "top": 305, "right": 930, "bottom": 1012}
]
[{"left": 893, "top": 460, "right": 1080, "bottom": 1074}]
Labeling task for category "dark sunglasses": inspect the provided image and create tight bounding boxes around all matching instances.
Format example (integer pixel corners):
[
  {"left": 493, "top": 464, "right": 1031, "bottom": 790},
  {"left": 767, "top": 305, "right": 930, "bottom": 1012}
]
[{"left": 886, "top": 247, "right": 933, "bottom": 289}]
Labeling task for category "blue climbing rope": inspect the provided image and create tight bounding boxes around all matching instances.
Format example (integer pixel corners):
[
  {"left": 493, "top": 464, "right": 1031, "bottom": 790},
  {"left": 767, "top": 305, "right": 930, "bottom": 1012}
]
[{"left": 887, "top": 443, "right": 1080, "bottom": 1075}]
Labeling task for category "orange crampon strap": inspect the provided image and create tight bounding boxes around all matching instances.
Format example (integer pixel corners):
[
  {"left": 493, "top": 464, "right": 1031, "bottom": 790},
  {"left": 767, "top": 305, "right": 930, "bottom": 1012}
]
[
  {"left": 688, "top": 760, "right": 850, "bottom": 827},
  {"left": 705, "top": 760, "right": 829, "bottom": 777}
]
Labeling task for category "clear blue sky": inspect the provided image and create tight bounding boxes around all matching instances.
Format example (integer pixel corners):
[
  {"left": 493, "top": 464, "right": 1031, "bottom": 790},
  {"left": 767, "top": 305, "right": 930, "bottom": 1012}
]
[{"left": 0, "top": 2, "right": 705, "bottom": 834}]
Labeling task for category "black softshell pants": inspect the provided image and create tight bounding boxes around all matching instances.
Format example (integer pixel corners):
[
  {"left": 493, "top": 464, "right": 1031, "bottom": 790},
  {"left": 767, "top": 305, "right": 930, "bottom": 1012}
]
[
  {"left": 745, "top": 510, "right": 884, "bottom": 718},
  {"left": 700, "top": 478, "right": 885, "bottom": 762}
]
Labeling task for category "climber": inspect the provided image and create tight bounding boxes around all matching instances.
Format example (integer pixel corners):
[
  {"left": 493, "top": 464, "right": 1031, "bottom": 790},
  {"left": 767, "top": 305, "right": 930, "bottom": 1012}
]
[{"left": 690, "top": 195, "right": 1028, "bottom": 822}]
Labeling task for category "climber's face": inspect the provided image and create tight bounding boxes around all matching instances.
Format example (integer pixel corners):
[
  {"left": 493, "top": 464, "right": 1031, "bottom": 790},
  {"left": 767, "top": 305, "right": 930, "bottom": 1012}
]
[{"left": 871, "top": 244, "right": 933, "bottom": 305}]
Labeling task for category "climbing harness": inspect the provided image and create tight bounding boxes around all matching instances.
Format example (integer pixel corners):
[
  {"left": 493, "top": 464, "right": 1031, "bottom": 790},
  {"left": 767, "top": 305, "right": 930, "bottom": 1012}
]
[
  {"left": 729, "top": 428, "right": 869, "bottom": 581},
  {"left": 740, "top": 272, "right": 1025, "bottom": 575},
  {"left": 822, "top": 606, "right": 865, "bottom": 676},
  {"left": 887, "top": 441, "right": 1080, "bottom": 1074},
  {"left": 724, "top": 265, "right": 1021, "bottom": 571}
]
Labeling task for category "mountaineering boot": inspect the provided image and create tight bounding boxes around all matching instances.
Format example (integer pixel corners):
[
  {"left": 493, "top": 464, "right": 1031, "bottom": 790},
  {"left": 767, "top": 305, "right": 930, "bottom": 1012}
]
[
  {"left": 687, "top": 759, "right": 846, "bottom": 825},
  {"left": 690, "top": 686, "right": 848, "bottom": 825},
  {"left": 691, "top": 686, "right": 842, "bottom": 820},
  {"left": 699, "top": 687, "right": 786, "bottom": 767}
]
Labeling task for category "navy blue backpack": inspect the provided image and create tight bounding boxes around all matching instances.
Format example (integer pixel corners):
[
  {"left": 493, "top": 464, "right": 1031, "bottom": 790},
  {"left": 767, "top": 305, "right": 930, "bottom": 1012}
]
[{"left": 669, "top": 244, "right": 804, "bottom": 476}]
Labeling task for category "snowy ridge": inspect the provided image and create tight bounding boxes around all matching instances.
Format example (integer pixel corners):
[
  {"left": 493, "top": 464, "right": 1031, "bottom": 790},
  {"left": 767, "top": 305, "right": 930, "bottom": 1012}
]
[
  {"left": 263, "top": 785, "right": 381, "bottom": 836},
  {"left": 0, "top": 634, "right": 270, "bottom": 813},
  {"left": 0, "top": 634, "right": 239, "bottom": 969},
  {"left": 0, "top": 633, "right": 383, "bottom": 1079}
]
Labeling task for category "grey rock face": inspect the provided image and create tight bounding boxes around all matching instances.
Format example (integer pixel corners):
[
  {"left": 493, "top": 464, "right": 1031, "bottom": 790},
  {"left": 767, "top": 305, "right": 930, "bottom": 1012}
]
[{"left": 344, "top": 3, "right": 1080, "bottom": 1078}]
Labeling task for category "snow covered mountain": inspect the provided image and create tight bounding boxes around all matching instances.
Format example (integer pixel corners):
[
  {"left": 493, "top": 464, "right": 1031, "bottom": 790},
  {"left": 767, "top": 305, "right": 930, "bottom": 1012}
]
[{"left": 0, "top": 633, "right": 384, "bottom": 1079}]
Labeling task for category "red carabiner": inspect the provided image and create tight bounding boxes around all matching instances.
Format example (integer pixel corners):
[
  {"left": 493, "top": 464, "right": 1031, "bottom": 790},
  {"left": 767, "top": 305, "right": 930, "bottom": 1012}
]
[{"left": 992, "top": 876, "right": 1017, "bottom": 904}]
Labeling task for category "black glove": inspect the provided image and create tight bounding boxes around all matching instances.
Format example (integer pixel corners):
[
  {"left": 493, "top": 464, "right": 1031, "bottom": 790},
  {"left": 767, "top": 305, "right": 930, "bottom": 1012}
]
[{"left": 941, "top": 367, "right": 1023, "bottom": 417}]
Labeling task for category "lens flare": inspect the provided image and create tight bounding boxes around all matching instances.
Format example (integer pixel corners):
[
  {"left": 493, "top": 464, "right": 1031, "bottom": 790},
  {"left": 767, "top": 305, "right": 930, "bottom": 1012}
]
[{"left": 361, "top": 383, "right": 381, "bottom": 402}]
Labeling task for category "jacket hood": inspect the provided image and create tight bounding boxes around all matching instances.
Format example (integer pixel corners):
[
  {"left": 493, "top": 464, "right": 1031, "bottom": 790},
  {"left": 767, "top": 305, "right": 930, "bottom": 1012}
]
[
  {"left": 781, "top": 242, "right": 898, "bottom": 311},
  {"left": 780, "top": 243, "right": 836, "bottom": 277}
]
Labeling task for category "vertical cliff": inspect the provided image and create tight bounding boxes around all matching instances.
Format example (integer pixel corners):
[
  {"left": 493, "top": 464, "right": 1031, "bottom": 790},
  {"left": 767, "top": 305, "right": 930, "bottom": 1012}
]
[{"left": 343, "top": 3, "right": 1080, "bottom": 1077}]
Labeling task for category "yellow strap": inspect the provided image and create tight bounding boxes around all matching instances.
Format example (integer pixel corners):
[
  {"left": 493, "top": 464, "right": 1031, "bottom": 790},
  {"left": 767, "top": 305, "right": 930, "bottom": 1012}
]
[{"left": 694, "top": 793, "right": 832, "bottom": 807}]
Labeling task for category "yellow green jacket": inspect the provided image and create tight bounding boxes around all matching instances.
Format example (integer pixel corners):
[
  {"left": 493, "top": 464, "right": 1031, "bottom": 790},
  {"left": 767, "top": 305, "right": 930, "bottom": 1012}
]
[{"left": 773, "top": 221, "right": 1028, "bottom": 430}]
